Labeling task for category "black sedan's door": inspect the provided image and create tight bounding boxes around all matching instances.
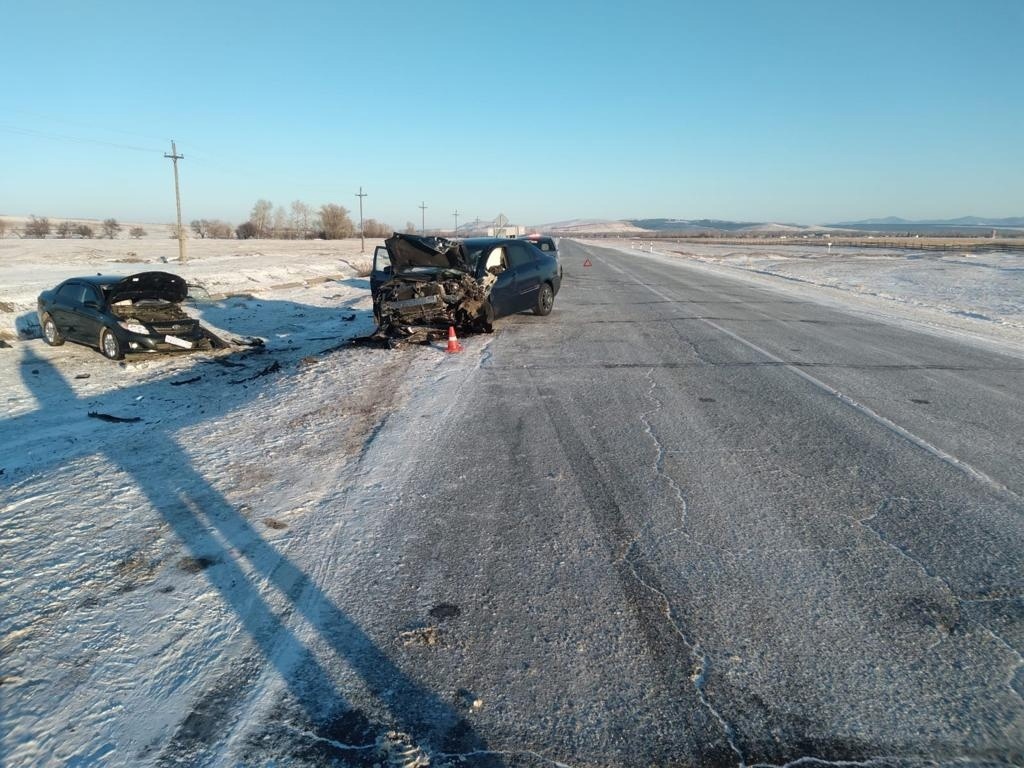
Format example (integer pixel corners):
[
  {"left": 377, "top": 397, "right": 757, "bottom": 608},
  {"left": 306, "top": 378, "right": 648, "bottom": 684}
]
[
  {"left": 370, "top": 245, "right": 392, "bottom": 300},
  {"left": 50, "top": 282, "right": 89, "bottom": 342},
  {"left": 77, "top": 284, "right": 107, "bottom": 344},
  {"left": 505, "top": 241, "right": 541, "bottom": 312},
  {"left": 483, "top": 246, "right": 515, "bottom": 317}
]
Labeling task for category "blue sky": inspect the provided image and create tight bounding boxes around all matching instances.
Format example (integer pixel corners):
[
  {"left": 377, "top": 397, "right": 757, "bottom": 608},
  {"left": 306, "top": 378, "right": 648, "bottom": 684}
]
[{"left": 2, "top": 0, "right": 1021, "bottom": 228}]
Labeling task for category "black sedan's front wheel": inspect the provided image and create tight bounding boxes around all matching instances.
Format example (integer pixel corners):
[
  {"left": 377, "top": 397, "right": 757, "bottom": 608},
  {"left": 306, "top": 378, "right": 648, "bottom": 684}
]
[
  {"left": 41, "top": 313, "right": 65, "bottom": 346},
  {"left": 100, "top": 328, "right": 124, "bottom": 360},
  {"left": 533, "top": 283, "right": 554, "bottom": 316}
]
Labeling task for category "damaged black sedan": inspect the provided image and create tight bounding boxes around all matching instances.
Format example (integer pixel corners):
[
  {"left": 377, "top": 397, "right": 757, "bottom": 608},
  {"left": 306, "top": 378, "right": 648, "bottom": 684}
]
[
  {"left": 366, "top": 234, "right": 561, "bottom": 345},
  {"left": 37, "top": 272, "right": 221, "bottom": 360}
]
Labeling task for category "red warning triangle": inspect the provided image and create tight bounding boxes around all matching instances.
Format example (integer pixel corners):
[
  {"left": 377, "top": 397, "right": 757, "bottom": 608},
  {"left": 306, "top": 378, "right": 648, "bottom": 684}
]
[{"left": 582, "top": 258, "right": 592, "bottom": 267}]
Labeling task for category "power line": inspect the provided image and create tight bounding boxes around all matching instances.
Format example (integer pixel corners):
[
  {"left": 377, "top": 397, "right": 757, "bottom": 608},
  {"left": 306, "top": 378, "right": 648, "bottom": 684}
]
[
  {"left": 8, "top": 109, "right": 170, "bottom": 145},
  {"left": 0, "top": 123, "right": 161, "bottom": 153}
]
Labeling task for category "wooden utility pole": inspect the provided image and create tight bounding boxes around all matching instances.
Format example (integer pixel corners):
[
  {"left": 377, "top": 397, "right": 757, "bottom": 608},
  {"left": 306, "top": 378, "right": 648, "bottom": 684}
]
[
  {"left": 164, "top": 140, "right": 186, "bottom": 263},
  {"left": 355, "top": 186, "right": 368, "bottom": 252},
  {"left": 452, "top": 209, "right": 459, "bottom": 237},
  {"left": 419, "top": 201, "right": 427, "bottom": 235}
]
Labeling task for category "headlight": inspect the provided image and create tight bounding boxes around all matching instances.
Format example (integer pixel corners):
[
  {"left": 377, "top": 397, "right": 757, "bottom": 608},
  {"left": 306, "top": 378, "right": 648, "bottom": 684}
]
[{"left": 118, "top": 321, "right": 149, "bottom": 335}]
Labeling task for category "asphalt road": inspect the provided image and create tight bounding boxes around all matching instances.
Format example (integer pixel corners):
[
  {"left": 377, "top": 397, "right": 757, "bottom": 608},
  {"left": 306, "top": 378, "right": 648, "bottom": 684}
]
[{"left": 234, "top": 240, "right": 1023, "bottom": 767}]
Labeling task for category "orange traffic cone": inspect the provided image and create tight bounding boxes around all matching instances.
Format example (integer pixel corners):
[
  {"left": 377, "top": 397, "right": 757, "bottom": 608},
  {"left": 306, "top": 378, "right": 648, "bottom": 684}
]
[{"left": 446, "top": 326, "right": 463, "bottom": 353}]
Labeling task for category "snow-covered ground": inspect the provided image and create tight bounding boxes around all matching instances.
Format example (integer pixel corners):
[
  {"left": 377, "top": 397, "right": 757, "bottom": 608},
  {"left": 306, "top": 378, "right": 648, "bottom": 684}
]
[
  {"left": 598, "top": 239, "right": 1024, "bottom": 355},
  {"left": 0, "top": 237, "right": 465, "bottom": 765},
  {"left": 3, "top": 235, "right": 1023, "bottom": 765}
]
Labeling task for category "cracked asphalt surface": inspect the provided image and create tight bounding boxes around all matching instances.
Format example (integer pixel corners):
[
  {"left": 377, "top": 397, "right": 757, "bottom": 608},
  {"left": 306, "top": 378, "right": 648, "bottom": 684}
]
[{"left": 237, "top": 240, "right": 1023, "bottom": 767}]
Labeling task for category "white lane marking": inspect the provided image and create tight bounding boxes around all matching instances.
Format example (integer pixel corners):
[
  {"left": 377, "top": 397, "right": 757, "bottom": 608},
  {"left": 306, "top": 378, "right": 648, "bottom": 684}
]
[{"left": 597, "top": 255, "right": 1020, "bottom": 503}]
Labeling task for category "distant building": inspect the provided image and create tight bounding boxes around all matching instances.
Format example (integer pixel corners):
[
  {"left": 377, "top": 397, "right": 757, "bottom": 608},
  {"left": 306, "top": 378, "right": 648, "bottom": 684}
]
[{"left": 461, "top": 213, "right": 525, "bottom": 238}]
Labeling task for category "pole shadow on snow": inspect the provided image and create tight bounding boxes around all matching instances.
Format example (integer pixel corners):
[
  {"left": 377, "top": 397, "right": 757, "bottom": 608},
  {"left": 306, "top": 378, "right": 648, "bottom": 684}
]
[{"left": 5, "top": 302, "right": 494, "bottom": 766}]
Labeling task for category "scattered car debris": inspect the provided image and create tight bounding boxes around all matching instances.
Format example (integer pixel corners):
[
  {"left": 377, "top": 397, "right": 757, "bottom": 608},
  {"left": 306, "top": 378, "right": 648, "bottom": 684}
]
[
  {"left": 74, "top": 373, "right": 90, "bottom": 380},
  {"left": 398, "top": 626, "right": 441, "bottom": 647},
  {"left": 342, "top": 313, "right": 356, "bottom": 321},
  {"left": 319, "top": 342, "right": 351, "bottom": 355},
  {"left": 0, "top": 339, "right": 11, "bottom": 349},
  {"left": 87, "top": 411, "right": 142, "bottom": 423},
  {"left": 233, "top": 336, "right": 266, "bottom": 347},
  {"left": 230, "top": 360, "right": 281, "bottom": 384},
  {"left": 211, "top": 357, "right": 247, "bottom": 368},
  {"left": 428, "top": 603, "right": 461, "bottom": 621},
  {"left": 299, "top": 355, "right": 320, "bottom": 366},
  {"left": 376, "top": 731, "right": 431, "bottom": 768},
  {"left": 170, "top": 376, "right": 202, "bottom": 386}
]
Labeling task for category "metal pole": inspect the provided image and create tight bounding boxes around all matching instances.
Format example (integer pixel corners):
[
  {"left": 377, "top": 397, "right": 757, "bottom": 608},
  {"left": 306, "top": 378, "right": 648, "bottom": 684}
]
[
  {"left": 164, "top": 140, "right": 186, "bottom": 263},
  {"left": 355, "top": 186, "right": 367, "bottom": 253},
  {"left": 453, "top": 209, "right": 459, "bottom": 237},
  {"left": 419, "top": 201, "right": 427, "bottom": 235}
]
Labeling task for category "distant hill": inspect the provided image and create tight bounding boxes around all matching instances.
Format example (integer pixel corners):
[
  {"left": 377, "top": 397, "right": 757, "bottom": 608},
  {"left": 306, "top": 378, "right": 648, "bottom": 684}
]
[
  {"left": 540, "top": 219, "right": 653, "bottom": 235},
  {"left": 628, "top": 218, "right": 812, "bottom": 234},
  {"left": 829, "top": 216, "right": 1024, "bottom": 232},
  {"left": 535, "top": 215, "right": 1024, "bottom": 237},
  {"left": 541, "top": 218, "right": 814, "bottom": 235}
]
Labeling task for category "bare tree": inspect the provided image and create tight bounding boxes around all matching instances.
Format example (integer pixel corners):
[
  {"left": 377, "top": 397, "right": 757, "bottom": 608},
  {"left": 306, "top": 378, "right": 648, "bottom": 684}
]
[
  {"left": 129, "top": 226, "right": 147, "bottom": 239},
  {"left": 0, "top": 218, "right": 7, "bottom": 238},
  {"left": 56, "top": 220, "right": 74, "bottom": 239},
  {"left": 102, "top": 218, "right": 122, "bottom": 239},
  {"left": 290, "top": 200, "right": 312, "bottom": 239},
  {"left": 190, "top": 219, "right": 209, "bottom": 238},
  {"left": 362, "top": 219, "right": 392, "bottom": 238},
  {"left": 319, "top": 204, "right": 354, "bottom": 239},
  {"left": 76, "top": 224, "right": 94, "bottom": 238},
  {"left": 250, "top": 199, "right": 273, "bottom": 238},
  {"left": 404, "top": 221, "right": 417, "bottom": 234},
  {"left": 236, "top": 221, "right": 258, "bottom": 239},
  {"left": 208, "top": 220, "right": 233, "bottom": 239},
  {"left": 24, "top": 215, "right": 51, "bottom": 239},
  {"left": 272, "top": 205, "right": 288, "bottom": 238}
]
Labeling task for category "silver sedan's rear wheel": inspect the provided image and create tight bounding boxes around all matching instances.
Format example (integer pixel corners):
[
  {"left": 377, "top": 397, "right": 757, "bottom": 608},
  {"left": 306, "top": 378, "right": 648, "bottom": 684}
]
[
  {"left": 42, "top": 314, "right": 65, "bottom": 346},
  {"left": 100, "top": 328, "right": 124, "bottom": 360}
]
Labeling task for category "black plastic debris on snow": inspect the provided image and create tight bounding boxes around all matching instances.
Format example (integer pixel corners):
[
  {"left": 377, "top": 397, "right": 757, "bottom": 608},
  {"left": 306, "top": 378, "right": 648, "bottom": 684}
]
[
  {"left": 230, "top": 361, "right": 281, "bottom": 384},
  {"left": 350, "top": 325, "right": 451, "bottom": 350},
  {"left": 233, "top": 336, "right": 266, "bottom": 348},
  {"left": 88, "top": 411, "right": 142, "bottom": 423},
  {"left": 170, "top": 376, "right": 202, "bottom": 386},
  {"left": 0, "top": 339, "right": 12, "bottom": 349},
  {"left": 212, "top": 357, "right": 247, "bottom": 369}
]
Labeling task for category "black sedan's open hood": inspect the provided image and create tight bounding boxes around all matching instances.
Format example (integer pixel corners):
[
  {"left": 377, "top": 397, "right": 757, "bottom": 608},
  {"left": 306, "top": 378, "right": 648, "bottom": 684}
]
[
  {"left": 385, "top": 234, "right": 472, "bottom": 273},
  {"left": 107, "top": 272, "right": 189, "bottom": 304}
]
